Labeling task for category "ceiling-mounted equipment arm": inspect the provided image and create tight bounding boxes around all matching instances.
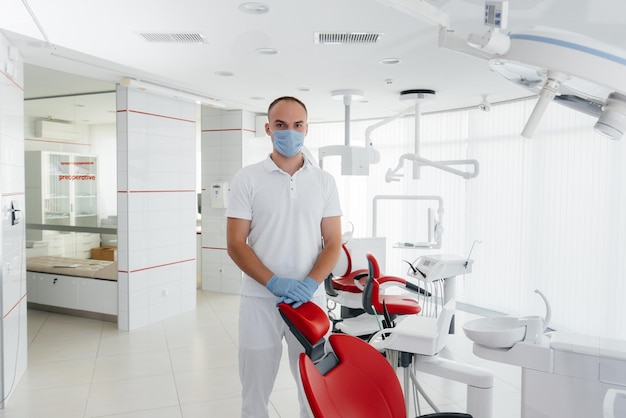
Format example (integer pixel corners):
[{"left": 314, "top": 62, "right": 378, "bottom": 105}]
[
  {"left": 521, "top": 76, "right": 562, "bottom": 138},
  {"left": 365, "top": 105, "right": 414, "bottom": 147},
  {"left": 386, "top": 153, "right": 480, "bottom": 182},
  {"left": 383, "top": 90, "right": 480, "bottom": 181},
  {"left": 318, "top": 90, "right": 380, "bottom": 175}
]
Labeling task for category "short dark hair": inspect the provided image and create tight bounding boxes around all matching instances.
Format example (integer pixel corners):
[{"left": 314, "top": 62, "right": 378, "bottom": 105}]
[{"left": 267, "top": 96, "right": 308, "bottom": 119}]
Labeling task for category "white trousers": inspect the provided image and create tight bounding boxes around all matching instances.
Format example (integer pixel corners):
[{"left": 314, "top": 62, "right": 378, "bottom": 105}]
[{"left": 238, "top": 294, "right": 327, "bottom": 418}]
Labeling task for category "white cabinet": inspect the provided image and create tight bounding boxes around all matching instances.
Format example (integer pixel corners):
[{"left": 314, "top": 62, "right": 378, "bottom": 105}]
[
  {"left": 77, "top": 278, "right": 117, "bottom": 315},
  {"left": 27, "top": 271, "right": 118, "bottom": 316},
  {"left": 26, "top": 151, "right": 98, "bottom": 228},
  {"left": 27, "top": 272, "right": 77, "bottom": 309},
  {"left": 26, "top": 151, "right": 100, "bottom": 257}
]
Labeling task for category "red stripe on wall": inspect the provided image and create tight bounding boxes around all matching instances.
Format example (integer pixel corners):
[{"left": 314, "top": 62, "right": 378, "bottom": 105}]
[
  {"left": 117, "top": 109, "right": 195, "bottom": 123},
  {"left": 1, "top": 70, "right": 23, "bottom": 91},
  {"left": 117, "top": 190, "right": 196, "bottom": 193},
  {"left": 3, "top": 293, "right": 27, "bottom": 319},
  {"left": 118, "top": 258, "right": 195, "bottom": 274}
]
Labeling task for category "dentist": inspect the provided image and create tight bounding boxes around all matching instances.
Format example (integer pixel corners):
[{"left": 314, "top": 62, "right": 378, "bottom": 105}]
[{"left": 226, "top": 96, "right": 343, "bottom": 418}]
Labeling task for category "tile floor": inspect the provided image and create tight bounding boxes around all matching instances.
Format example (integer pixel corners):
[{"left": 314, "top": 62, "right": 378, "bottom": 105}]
[{"left": 0, "top": 291, "right": 522, "bottom": 418}]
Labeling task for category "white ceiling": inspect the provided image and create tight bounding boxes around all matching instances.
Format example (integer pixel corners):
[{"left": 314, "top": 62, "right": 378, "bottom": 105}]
[{"left": 3, "top": 0, "right": 626, "bottom": 126}]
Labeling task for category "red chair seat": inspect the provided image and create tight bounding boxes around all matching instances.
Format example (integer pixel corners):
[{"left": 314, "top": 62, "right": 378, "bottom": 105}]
[
  {"left": 331, "top": 270, "right": 368, "bottom": 293},
  {"left": 364, "top": 253, "right": 422, "bottom": 316},
  {"left": 379, "top": 294, "right": 421, "bottom": 315}
]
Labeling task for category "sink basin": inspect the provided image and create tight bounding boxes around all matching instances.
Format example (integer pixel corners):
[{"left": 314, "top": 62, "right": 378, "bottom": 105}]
[{"left": 462, "top": 317, "right": 527, "bottom": 348}]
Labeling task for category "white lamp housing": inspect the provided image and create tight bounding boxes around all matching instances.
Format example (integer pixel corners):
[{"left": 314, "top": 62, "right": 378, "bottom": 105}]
[{"left": 594, "top": 92, "right": 626, "bottom": 140}]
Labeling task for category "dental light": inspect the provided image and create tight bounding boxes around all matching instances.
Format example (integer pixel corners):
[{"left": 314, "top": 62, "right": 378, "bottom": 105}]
[
  {"left": 318, "top": 90, "right": 380, "bottom": 175},
  {"left": 380, "top": 0, "right": 626, "bottom": 140},
  {"left": 594, "top": 92, "right": 626, "bottom": 140},
  {"left": 488, "top": 27, "right": 626, "bottom": 139}
]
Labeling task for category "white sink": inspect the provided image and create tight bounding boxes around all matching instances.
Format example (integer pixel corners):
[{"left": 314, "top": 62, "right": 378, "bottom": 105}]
[{"left": 463, "top": 317, "right": 527, "bottom": 349}]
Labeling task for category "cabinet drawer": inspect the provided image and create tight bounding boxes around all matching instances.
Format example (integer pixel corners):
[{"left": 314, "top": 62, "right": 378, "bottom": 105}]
[
  {"left": 77, "top": 279, "right": 117, "bottom": 315},
  {"left": 29, "top": 273, "right": 78, "bottom": 309}
]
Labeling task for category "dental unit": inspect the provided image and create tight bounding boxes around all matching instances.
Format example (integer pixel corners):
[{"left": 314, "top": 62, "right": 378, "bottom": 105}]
[{"left": 463, "top": 290, "right": 626, "bottom": 417}]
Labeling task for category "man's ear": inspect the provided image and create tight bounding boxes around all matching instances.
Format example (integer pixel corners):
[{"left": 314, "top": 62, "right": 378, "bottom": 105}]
[{"left": 265, "top": 122, "right": 271, "bottom": 136}]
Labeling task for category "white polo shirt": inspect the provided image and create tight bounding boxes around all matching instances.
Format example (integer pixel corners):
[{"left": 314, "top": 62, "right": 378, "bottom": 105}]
[{"left": 226, "top": 154, "right": 343, "bottom": 297}]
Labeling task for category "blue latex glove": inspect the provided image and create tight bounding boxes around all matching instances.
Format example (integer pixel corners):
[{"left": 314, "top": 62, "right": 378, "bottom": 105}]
[
  {"left": 266, "top": 275, "right": 300, "bottom": 305},
  {"left": 288, "top": 277, "right": 319, "bottom": 308}
]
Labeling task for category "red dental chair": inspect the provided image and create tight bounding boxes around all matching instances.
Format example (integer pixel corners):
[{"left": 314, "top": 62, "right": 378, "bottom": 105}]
[
  {"left": 278, "top": 301, "right": 472, "bottom": 418},
  {"left": 325, "top": 246, "right": 425, "bottom": 313},
  {"left": 362, "top": 252, "right": 423, "bottom": 317},
  {"left": 332, "top": 252, "right": 424, "bottom": 338},
  {"left": 324, "top": 244, "right": 370, "bottom": 309}
]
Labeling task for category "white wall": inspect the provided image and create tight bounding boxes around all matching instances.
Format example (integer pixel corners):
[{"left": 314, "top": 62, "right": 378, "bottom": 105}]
[
  {"left": 200, "top": 107, "right": 270, "bottom": 294},
  {"left": 0, "top": 32, "right": 28, "bottom": 406}
]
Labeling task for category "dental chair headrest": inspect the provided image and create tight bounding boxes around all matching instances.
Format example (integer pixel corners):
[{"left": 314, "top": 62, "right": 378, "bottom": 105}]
[{"left": 278, "top": 302, "right": 331, "bottom": 362}]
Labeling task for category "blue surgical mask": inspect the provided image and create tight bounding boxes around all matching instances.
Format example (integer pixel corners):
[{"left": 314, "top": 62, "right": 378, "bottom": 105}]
[{"left": 272, "top": 129, "right": 304, "bottom": 157}]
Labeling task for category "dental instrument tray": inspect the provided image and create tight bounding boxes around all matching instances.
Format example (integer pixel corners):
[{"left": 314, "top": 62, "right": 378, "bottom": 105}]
[
  {"left": 407, "top": 254, "right": 472, "bottom": 282},
  {"left": 393, "top": 241, "right": 438, "bottom": 249}
]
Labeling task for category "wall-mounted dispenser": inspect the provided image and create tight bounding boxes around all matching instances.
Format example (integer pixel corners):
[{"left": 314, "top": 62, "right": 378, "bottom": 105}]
[{"left": 210, "top": 182, "right": 229, "bottom": 208}]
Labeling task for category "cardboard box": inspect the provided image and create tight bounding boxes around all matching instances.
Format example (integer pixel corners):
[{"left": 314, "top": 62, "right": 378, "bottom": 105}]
[{"left": 91, "top": 246, "right": 117, "bottom": 261}]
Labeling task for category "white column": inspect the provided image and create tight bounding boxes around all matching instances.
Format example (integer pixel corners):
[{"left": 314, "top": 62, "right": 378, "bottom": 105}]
[{"left": 116, "top": 85, "right": 197, "bottom": 330}]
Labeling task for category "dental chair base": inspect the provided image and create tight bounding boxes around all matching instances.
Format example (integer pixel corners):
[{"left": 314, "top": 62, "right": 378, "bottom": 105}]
[
  {"left": 414, "top": 356, "right": 493, "bottom": 418},
  {"left": 370, "top": 301, "right": 493, "bottom": 418},
  {"left": 473, "top": 332, "right": 626, "bottom": 418}
]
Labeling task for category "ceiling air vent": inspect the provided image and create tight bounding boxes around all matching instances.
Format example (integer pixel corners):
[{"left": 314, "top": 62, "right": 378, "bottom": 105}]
[
  {"left": 314, "top": 32, "right": 382, "bottom": 45},
  {"left": 139, "top": 32, "right": 208, "bottom": 43}
]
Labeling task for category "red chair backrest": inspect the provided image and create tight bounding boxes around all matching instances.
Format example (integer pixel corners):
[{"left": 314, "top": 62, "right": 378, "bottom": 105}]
[
  {"left": 299, "top": 333, "right": 406, "bottom": 418},
  {"left": 278, "top": 301, "right": 406, "bottom": 418},
  {"left": 363, "top": 253, "right": 421, "bottom": 316}
]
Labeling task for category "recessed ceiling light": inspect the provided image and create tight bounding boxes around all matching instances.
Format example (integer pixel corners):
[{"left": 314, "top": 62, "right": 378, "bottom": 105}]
[
  {"left": 214, "top": 71, "right": 234, "bottom": 77},
  {"left": 239, "top": 2, "right": 270, "bottom": 14},
  {"left": 256, "top": 48, "right": 279, "bottom": 56},
  {"left": 379, "top": 58, "right": 402, "bottom": 65},
  {"left": 250, "top": 96, "right": 265, "bottom": 100},
  {"left": 297, "top": 88, "right": 312, "bottom": 92}
]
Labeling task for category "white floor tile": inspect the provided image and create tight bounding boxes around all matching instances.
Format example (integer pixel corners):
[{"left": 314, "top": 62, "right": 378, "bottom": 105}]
[
  {"left": 173, "top": 365, "right": 241, "bottom": 404},
  {"left": 92, "top": 349, "right": 173, "bottom": 381},
  {"left": 85, "top": 374, "right": 179, "bottom": 416},
  {"left": 0, "top": 290, "right": 524, "bottom": 418}
]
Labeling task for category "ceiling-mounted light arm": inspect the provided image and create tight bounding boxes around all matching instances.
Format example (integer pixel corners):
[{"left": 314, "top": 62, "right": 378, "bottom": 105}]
[
  {"left": 384, "top": 89, "right": 480, "bottom": 181},
  {"left": 439, "top": 28, "right": 498, "bottom": 60},
  {"left": 365, "top": 105, "right": 414, "bottom": 147},
  {"left": 521, "top": 76, "right": 562, "bottom": 138},
  {"left": 386, "top": 153, "right": 480, "bottom": 182},
  {"left": 343, "top": 94, "right": 352, "bottom": 146},
  {"left": 466, "top": 1, "right": 511, "bottom": 55}
]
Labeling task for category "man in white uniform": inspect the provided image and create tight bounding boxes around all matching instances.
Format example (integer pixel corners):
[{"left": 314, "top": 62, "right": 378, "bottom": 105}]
[{"left": 226, "top": 96, "right": 343, "bottom": 418}]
